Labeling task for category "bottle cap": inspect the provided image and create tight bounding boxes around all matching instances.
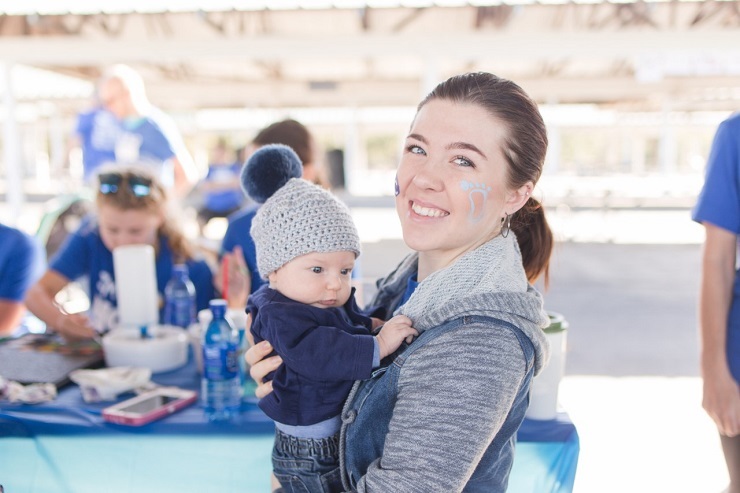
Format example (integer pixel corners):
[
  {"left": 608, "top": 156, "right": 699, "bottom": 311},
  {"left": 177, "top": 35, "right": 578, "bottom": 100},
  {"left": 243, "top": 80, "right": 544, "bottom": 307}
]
[
  {"left": 209, "top": 299, "right": 227, "bottom": 308},
  {"left": 209, "top": 298, "right": 227, "bottom": 317},
  {"left": 544, "top": 312, "right": 568, "bottom": 334},
  {"left": 173, "top": 264, "right": 189, "bottom": 275}
]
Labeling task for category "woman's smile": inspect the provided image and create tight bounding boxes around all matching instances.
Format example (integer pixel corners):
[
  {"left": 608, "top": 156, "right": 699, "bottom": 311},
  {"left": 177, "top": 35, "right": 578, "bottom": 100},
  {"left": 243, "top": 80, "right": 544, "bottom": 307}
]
[{"left": 409, "top": 200, "right": 450, "bottom": 219}]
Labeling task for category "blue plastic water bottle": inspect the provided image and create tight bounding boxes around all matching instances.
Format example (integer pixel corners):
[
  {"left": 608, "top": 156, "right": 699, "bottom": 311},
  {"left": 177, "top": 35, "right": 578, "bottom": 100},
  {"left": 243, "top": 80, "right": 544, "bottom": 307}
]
[
  {"left": 164, "top": 264, "right": 196, "bottom": 329},
  {"left": 201, "top": 299, "right": 241, "bottom": 421}
]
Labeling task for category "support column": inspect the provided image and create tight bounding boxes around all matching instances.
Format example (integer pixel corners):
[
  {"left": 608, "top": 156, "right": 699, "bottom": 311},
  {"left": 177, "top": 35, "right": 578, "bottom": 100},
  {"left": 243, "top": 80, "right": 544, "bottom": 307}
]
[
  {"left": 631, "top": 133, "right": 646, "bottom": 175},
  {"left": 1, "top": 61, "right": 23, "bottom": 227},
  {"left": 658, "top": 97, "right": 677, "bottom": 174},
  {"left": 344, "top": 107, "right": 360, "bottom": 195},
  {"left": 49, "top": 105, "right": 67, "bottom": 188},
  {"left": 544, "top": 98, "right": 561, "bottom": 174},
  {"left": 545, "top": 123, "right": 561, "bottom": 174},
  {"left": 421, "top": 57, "right": 439, "bottom": 99}
]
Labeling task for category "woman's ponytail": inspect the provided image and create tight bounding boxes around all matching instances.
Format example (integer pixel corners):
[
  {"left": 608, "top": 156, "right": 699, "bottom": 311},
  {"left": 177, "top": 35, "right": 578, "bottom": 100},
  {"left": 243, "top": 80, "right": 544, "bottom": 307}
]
[{"left": 511, "top": 197, "right": 552, "bottom": 287}]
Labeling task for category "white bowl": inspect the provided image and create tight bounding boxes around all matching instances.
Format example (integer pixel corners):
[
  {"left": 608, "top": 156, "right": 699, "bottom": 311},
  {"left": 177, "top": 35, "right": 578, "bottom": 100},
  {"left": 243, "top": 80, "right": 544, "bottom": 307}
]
[{"left": 102, "top": 325, "right": 189, "bottom": 373}]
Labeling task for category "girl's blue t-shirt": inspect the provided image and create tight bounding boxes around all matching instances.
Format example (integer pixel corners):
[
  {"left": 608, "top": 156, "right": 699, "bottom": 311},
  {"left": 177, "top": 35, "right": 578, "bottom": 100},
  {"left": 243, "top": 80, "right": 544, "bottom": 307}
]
[{"left": 50, "top": 217, "right": 214, "bottom": 332}]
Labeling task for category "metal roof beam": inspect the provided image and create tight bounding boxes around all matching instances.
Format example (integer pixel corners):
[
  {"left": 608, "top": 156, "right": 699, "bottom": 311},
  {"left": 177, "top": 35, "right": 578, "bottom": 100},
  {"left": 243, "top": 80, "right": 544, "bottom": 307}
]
[
  {"left": 0, "top": 31, "right": 737, "bottom": 65},
  {"left": 0, "top": 0, "right": 722, "bottom": 16}
]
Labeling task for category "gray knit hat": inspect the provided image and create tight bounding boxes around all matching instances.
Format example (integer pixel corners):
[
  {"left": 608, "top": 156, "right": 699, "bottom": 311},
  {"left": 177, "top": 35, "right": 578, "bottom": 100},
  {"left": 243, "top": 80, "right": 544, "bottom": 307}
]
[{"left": 243, "top": 144, "right": 361, "bottom": 279}]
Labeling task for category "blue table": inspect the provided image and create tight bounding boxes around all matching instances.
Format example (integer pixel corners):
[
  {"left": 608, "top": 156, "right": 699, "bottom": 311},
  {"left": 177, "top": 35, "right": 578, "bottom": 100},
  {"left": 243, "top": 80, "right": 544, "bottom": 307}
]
[
  {"left": 510, "top": 413, "right": 580, "bottom": 493},
  {"left": 0, "top": 358, "right": 578, "bottom": 492}
]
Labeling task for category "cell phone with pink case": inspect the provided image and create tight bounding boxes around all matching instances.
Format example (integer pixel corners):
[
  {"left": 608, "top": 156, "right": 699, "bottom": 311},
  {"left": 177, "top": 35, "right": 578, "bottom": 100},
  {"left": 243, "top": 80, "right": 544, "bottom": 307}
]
[{"left": 102, "top": 388, "right": 197, "bottom": 426}]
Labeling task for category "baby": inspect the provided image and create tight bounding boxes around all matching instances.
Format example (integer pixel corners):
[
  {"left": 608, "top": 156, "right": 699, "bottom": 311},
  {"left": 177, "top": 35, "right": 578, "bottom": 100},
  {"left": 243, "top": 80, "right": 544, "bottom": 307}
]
[{"left": 243, "top": 145, "right": 417, "bottom": 493}]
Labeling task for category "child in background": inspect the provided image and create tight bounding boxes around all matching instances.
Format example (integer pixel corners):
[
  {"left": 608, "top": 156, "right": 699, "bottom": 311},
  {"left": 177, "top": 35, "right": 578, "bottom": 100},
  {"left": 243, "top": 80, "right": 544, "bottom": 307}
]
[
  {"left": 25, "top": 166, "right": 214, "bottom": 340},
  {"left": 244, "top": 145, "right": 417, "bottom": 493}
]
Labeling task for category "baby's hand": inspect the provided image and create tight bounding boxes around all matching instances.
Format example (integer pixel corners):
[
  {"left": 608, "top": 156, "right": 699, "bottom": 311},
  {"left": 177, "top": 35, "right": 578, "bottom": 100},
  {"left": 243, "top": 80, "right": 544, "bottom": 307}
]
[
  {"left": 370, "top": 317, "right": 384, "bottom": 331},
  {"left": 376, "top": 314, "right": 418, "bottom": 359}
]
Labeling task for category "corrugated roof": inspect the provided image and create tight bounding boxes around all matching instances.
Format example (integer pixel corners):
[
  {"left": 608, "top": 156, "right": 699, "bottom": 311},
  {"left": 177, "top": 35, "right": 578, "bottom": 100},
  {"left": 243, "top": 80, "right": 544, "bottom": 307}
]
[
  {"left": 1, "top": 0, "right": 737, "bottom": 112},
  {"left": 0, "top": 0, "right": 702, "bottom": 16}
]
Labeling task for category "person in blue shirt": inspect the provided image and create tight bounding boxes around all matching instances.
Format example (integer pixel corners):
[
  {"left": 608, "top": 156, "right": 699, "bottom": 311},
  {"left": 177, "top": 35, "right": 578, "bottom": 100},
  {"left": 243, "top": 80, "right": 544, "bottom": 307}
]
[
  {"left": 243, "top": 145, "right": 416, "bottom": 493},
  {"left": 0, "top": 224, "right": 44, "bottom": 336},
  {"left": 219, "top": 119, "right": 325, "bottom": 308},
  {"left": 693, "top": 112, "right": 740, "bottom": 493},
  {"left": 73, "top": 104, "right": 121, "bottom": 183},
  {"left": 25, "top": 166, "right": 214, "bottom": 340},
  {"left": 98, "top": 64, "right": 197, "bottom": 198},
  {"left": 195, "top": 139, "right": 246, "bottom": 233}
]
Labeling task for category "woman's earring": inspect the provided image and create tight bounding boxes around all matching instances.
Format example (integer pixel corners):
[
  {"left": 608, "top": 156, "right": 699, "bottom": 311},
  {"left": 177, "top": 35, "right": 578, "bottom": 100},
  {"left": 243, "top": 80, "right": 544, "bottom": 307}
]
[
  {"left": 394, "top": 175, "right": 400, "bottom": 196},
  {"left": 501, "top": 213, "right": 511, "bottom": 238}
]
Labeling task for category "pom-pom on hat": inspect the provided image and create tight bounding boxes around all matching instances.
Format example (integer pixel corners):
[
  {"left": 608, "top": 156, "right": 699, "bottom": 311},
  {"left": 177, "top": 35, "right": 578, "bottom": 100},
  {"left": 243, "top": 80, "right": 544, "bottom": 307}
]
[
  {"left": 241, "top": 144, "right": 303, "bottom": 204},
  {"left": 242, "top": 144, "right": 361, "bottom": 279}
]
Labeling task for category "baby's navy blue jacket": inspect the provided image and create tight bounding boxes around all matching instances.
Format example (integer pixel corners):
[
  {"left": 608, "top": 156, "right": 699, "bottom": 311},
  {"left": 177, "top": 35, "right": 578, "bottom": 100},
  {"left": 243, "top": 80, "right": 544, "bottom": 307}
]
[{"left": 247, "top": 285, "right": 375, "bottom": 426}]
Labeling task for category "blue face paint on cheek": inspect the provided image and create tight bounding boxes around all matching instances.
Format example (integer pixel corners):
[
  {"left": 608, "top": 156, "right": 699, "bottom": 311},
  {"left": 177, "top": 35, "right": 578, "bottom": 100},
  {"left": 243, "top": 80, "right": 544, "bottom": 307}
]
[
  {"left": 460, "top": 180, "right": 492, "bottom": 222},
  {"left": 394, "top": 175, "right": 400, "bottom": 196}
]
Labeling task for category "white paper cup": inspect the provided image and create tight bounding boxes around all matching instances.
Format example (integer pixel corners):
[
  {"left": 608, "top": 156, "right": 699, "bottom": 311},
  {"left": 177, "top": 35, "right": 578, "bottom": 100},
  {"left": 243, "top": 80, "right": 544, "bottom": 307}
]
[{"left": 527, "top": 328, "right": 567, "bottom": 420}]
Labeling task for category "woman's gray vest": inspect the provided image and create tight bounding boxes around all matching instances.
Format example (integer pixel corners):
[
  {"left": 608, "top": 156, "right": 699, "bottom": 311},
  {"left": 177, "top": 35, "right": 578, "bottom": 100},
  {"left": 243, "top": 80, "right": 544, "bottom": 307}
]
[{"left": 339, "top": 315, "right": 536, "bottom": 492}]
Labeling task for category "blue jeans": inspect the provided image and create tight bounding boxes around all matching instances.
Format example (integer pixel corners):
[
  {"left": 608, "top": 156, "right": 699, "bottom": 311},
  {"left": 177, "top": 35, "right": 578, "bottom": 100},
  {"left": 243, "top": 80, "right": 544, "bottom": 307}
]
[{"left": 272, "top": 428, "right": 343, "bottom": 493}]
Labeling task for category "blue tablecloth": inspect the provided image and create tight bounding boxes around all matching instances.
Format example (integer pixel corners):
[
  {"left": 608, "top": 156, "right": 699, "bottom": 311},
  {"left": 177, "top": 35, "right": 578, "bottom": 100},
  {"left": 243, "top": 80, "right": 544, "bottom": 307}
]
[
  {"left": 0, "top": 357, "right": 578, "bottom": 492},
  {"left": 510, "top": 413, "right": 580, "bottom": 493}
]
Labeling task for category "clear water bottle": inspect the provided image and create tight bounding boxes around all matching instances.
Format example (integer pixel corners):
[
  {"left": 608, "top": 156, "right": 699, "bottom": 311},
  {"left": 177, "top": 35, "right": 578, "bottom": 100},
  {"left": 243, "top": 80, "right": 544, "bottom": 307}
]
[
  {"left": 201, "top": 299, "right": 241, "bottom": 421},
  {"left": 164, "top": 264, "right": 196, "bottom": 329}
]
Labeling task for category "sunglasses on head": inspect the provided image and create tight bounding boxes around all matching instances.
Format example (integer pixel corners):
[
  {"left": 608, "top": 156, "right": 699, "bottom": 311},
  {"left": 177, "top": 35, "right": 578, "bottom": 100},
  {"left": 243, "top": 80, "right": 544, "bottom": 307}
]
[{"left": 98, "top": 172, "right": 153, "bottom": 197}]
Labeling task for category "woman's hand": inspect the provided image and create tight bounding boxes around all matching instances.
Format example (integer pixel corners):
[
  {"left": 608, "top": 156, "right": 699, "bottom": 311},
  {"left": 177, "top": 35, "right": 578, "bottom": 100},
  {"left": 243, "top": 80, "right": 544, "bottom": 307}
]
[{"left": 245, "top": 340, "right": 282, "bottom": 399}]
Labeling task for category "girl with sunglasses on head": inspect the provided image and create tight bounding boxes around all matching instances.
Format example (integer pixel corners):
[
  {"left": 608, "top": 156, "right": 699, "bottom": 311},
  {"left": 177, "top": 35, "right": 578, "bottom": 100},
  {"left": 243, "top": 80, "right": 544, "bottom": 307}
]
[
  {"left": 25, "top": 166, "right": 215, "bottom": 340},
  {"left": 247, "top": 72, "right": 553, "bottom": 492}
]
